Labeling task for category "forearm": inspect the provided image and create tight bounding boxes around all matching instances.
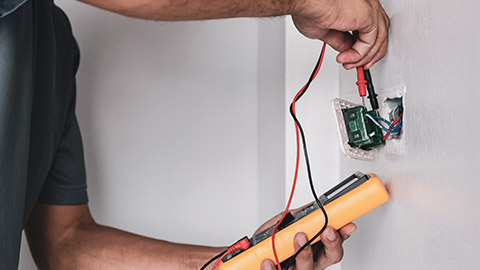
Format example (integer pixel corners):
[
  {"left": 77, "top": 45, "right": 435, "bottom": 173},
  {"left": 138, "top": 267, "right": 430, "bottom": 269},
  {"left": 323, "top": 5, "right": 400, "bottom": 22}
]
[
  {"left": 77, "top": 0, "right": 306, "bottom": 21},
  {"left": 25, "top": 204, "right": 223, "bottom": 270},
  {"left": 51, "top": 222, "right": 223, "bottom": 270}
]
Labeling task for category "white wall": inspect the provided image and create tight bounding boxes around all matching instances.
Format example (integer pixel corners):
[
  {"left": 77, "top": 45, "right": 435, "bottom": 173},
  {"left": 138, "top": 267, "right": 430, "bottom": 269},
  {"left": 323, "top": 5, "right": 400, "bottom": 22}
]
[
  {"left": 340, "top": 0, "right": 480, "bottom": 269},
  {"left": 20, "top": 1, "right": 272, "bottom": 268},
  {"left": 22, "top": 1, "right": 478, "bottom": 270},
  {"left": 284, "top": 19, "right": 340, "bottom": 209},
  {"left": 19, "top": 2, "right": 341, "bottom": 269},
  {"left": 283, "top": 18, "right": 341, "bottom": 270},
  {"left": 64, "top": 5, "right": 263, "bottom": 247}
]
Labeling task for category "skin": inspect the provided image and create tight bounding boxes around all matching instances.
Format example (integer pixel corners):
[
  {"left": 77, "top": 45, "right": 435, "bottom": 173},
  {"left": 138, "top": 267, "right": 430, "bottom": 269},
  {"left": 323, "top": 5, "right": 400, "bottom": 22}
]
[
  {"left": 77, "top": 0, "right": 390, "bottom": 69},
  {"left": 25, "top": 0, "right": 389, "bottom": 269},
  {"left": 25, "top": 204, "right": 225, "bottom": 270},
  {"left": 25, "top": 204, "right": 356, "bottom": 270},
  {"left": 254, "top": 209, "right": 357, "bottom": 270}
]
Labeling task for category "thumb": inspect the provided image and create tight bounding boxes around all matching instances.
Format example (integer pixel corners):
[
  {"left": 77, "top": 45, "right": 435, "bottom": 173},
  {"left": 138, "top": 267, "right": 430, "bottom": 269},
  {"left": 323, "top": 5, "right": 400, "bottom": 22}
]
[{"left": 261, "top": 260, "right": 276, "bottom": 270}]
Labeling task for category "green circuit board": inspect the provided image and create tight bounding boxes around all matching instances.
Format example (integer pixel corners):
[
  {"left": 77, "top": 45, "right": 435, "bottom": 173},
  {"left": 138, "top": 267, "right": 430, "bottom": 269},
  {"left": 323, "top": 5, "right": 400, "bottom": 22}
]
[{"left": 342, "top": 106, "right": 385, "bottom": 150}]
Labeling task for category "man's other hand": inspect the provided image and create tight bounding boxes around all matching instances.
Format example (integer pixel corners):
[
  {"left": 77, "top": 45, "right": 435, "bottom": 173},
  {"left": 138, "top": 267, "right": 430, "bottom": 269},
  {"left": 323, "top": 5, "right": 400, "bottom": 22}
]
[
  {"left": 291, "top": 0, "right": 390, "bottom": 70},
  {"left": 259, "top": 225, "right": 356, "bottom": 270},
  {"left": 253, "top": 208, "right": 357, "bottom": 270}
]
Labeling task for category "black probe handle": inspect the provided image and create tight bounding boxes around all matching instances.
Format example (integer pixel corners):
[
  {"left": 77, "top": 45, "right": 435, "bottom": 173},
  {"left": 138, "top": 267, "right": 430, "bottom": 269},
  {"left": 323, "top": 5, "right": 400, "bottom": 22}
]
[{"left": 363, "top": 69, "right": 379, "bottom": 110}]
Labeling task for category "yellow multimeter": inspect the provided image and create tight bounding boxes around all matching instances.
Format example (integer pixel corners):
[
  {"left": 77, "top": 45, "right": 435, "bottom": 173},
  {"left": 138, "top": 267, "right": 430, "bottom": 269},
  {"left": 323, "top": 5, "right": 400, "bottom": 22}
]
[{"left": 219, "top": 172, "right": 389, "bottom": 270}]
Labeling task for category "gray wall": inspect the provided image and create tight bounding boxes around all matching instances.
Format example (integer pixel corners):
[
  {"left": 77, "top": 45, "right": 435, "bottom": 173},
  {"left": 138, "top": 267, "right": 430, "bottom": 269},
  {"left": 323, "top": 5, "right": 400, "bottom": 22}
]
[
  {"left": 22, "top": 0, "right": 478, "bottom": 269},
  {"left": 20, "top": 1, "right": 270, "bottom": 268},
  {"left": 340, "top": 0, "right": 480, "bottom": 269},
  {"left": 19, "top": 1, "right": 341, "bottom": 269}
]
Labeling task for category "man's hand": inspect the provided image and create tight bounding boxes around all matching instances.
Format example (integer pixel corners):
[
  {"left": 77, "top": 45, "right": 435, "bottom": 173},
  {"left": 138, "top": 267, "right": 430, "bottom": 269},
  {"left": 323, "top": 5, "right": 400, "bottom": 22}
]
[
  {"left": 253, "top": 209, "right": 357, "bottom": 270},
  {"left": 291, "top": 0, "right": 390, "bottom": 69}
]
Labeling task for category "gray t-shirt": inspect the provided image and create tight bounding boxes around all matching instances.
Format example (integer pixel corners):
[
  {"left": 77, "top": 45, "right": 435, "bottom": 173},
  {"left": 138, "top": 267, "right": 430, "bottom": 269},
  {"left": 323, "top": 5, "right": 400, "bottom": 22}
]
[{"left": 0, "top": 0, "right": 89, "bottom": 268}]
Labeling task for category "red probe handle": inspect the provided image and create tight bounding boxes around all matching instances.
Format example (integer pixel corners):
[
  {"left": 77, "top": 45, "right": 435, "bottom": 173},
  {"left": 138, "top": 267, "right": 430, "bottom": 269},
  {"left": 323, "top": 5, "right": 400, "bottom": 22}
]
[
  {"left": 356, "top": 67, "right": 367, "bottom": 97},
  {"left": 351, "top": 31, "right": 367, "bottom": 97}
]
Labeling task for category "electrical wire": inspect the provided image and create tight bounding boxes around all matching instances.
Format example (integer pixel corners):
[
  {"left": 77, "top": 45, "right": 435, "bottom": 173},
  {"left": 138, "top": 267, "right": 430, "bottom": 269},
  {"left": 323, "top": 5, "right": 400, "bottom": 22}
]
[
  {"left": 364, "top": 113, "right": 402, "bottom": 133},
  {"left": 271, "top": 43, "right": 329, "bottom": 270},
  {"left": 374, "top": 115, "right": 402, "bottom": 131},
  {"left": 202, "top": 237, "right": 251, "bottom": 270},
  {"left": 285, "top": 45, "right": 330, "bottom": 269},
  {"left": 211, "top": 251, "right": 229, "bottom": 270},
  {"left": 202, "top": 43, "right": 329, "bottom": 270},
  {"left": 382, "top": 113, "right": 403, "bottom": 140},
  {"left": 200, "top": 250, "right": 227, "bottom": 270}
]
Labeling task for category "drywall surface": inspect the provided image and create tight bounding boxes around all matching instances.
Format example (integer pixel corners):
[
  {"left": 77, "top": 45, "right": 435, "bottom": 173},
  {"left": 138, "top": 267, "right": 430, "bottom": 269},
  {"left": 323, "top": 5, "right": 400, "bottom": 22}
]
[
  {"left": 17, "top": 2, "right": 342, "bottom": 269},
  {"left": 339, "top": 0, "right": 480, "bottom": 269},
  {"left": 284, "top": 18, "right": 341, "bottom": 270},
  {"left": 284, "top": 19, "right": 340, "bottom": 208},
  {"left": 258, "top": 18, "right": 287, "bottom": 223},
  {"left": 19, "top": 1, "right": 274, "bottom": 268}
]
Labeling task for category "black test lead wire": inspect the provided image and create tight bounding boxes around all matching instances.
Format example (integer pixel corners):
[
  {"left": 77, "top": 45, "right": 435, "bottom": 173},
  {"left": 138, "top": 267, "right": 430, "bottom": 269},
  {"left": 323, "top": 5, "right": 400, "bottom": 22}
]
[
  {"left": 284, "top": 43, "right": 329, "bottom": 269},
  {"left": 364, "top": 69, "right": 379, "bottom": 111},
  {"left": 200, "top": 43, "right": 330, "bottom": 270}
]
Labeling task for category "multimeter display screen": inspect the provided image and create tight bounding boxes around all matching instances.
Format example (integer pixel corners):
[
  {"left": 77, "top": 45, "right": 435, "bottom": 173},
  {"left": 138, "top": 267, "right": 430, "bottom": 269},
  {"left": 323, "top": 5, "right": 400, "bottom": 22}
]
[
  {"left": 326, "top": 178, "right": 358, "bottom": 200},
  {"left": 322, "top": 172, "right": 369, "bottom": 205}
]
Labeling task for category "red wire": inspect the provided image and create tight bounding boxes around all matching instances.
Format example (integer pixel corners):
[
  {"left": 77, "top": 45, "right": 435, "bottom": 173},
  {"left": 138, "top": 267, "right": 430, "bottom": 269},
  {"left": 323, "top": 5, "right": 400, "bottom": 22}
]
[
  {"left": 211, "top": 251, "right": 229, "bottom": 270},
  {"left": 271, "top": 43, "right": 326, "bottom": 269},
  {"left": 382, "top": 114, "right": 403, "bottom": 140}
]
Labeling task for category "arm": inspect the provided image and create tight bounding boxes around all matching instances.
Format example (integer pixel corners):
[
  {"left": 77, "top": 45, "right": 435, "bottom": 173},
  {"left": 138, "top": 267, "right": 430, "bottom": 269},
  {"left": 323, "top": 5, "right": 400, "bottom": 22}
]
[
  {"left": 25, "top": 203, "right": 223, "bottom": 270},
  {"left": 77, "top": 0, "right": 390, "bottom": 69},
  {"left": 77, "top": 0, "right": 297, "bottom": 21},
  {"left": 25, "top": 202, "right": 354, "bottom": 270}
]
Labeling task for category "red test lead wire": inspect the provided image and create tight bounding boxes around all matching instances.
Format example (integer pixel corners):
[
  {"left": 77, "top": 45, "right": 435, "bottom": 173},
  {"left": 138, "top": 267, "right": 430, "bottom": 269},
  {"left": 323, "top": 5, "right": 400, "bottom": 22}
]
[
  {"left": 211, "top": 237, "right": 250, "bottom": 270},
  {"left": 271, "top": 43, "right": 327, "bottom": 270},
  {"left": 211, "top": 252, "right": 229, "bottom": 270}
]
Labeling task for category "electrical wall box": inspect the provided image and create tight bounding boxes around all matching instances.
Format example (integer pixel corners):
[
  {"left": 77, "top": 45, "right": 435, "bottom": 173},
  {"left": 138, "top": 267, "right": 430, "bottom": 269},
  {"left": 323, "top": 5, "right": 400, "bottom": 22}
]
[
  {"left": 332, "top": 98, "right": 385, "bottom": 161},
  {"left": 384, "top": 97, "right": 403, "bottom": 140}
]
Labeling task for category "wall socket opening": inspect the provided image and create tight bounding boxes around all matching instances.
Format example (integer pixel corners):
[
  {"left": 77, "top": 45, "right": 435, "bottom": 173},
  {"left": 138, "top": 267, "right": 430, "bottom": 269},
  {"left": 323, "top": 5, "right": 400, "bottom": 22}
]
[
  {"left": 384, "top": 97, "right": 403, "bottom": 140},
  {"left": 379, "top": 85, "right": 406, "bottom": 155}
]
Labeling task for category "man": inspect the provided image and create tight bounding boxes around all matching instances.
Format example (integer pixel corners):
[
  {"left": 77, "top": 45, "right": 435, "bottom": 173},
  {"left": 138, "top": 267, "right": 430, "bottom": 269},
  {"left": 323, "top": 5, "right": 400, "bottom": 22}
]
[{"left": 0, "top": 0, "right": 389, "bottom": 269}]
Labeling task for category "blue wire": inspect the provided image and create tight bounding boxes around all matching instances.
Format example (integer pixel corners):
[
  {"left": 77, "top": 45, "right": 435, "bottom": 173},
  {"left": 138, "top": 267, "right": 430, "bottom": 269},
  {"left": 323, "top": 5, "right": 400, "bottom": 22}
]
[
  {"left": 364, "top": 114, "right": 402, "bottom": 133},
  {"left": 375, "top": 116, "right": 402, "bottom": 132}
]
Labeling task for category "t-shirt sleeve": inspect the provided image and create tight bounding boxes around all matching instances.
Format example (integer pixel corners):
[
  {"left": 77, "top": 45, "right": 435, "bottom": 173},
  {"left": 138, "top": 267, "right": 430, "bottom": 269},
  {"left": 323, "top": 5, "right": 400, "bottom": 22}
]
[
  {"left": 37, "top": 113, "right": 89, "bottom": 205},
  {"left": 0, "top": 0, "right": 28, "bottom": 19}
]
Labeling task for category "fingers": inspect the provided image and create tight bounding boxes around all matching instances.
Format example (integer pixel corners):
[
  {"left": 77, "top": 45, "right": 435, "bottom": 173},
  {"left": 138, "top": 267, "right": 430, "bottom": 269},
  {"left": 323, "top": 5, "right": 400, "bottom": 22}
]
[
  {"left": 345, "top": 9, "right": 389, "bottom": 69},
  {"left": 260, "top": 224, "right": 357, "bottom": 270},
  {"left": 260, "top": 232, "right": 316, "bottom": 270},
  {"left": 318, "top": 227, "right": 344, "bottom": 266},
  {"left": 337, "top": 4, "right": 390, "bottom": 69},
  {"left": 313, "top": 224, "right": 356, "bottom": 268},
  {"left": 336, "top": 24, "right": 377, "bottom": 67},
  {"left": 364, "top": 9, "right": 390, "bottom": 69},
  {"left": 260, "top": 260, "right": 276, "bottom": 270},
  {"left": 322, "top": 30, "right": 354, "bottom": 53},
  {"left": 294, "top": 232, "right": 314, "bottom": 270},
  {"left": 338, "top": 223, "right": 357, "bottom": 240}
]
